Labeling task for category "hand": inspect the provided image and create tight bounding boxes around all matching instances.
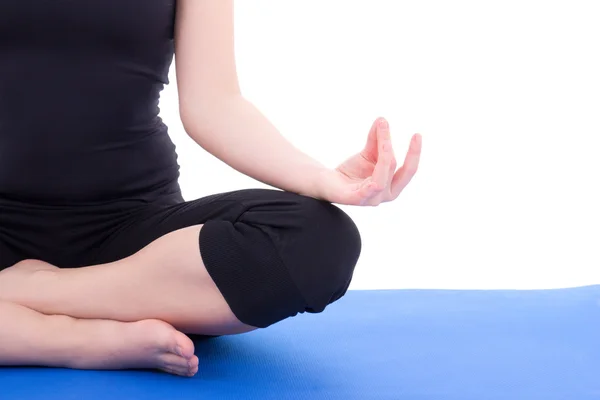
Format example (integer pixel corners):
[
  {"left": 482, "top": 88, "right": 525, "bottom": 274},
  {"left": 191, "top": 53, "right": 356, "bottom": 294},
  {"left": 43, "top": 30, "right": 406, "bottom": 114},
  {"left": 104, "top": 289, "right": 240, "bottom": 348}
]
[{"left": 314, "top": 117, "right": 422, "bottom": 206}]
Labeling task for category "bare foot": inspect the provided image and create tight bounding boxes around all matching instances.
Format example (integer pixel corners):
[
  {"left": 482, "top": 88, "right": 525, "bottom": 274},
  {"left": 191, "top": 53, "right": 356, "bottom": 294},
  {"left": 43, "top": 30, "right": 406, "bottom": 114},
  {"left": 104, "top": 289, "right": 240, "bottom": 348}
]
[
  {"left": 0, "top": 301, "right": 200, "bottom": 377},
  {"left": 68, "top": 318, "right": 200, "bottom": 377}
]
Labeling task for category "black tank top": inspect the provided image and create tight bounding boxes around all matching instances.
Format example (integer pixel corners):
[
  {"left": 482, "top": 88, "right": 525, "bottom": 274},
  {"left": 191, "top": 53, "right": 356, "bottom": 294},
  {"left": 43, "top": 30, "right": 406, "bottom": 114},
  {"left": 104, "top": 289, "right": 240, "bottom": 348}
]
[{"left": 0, "top": 0, "right": 181, "bottom": 204}]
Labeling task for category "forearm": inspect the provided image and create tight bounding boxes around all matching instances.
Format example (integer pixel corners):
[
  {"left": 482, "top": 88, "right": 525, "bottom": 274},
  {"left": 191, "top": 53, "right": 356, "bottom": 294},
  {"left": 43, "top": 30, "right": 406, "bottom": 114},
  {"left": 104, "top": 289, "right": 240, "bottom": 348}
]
[{"left": 181, "top": 95, "right": 328, "bottom": 197}]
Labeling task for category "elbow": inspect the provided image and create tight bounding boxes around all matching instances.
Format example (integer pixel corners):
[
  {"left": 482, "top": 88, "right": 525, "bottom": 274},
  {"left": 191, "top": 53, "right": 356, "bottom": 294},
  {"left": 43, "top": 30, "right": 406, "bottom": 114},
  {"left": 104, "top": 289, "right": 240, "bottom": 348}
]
[
  {"left": 179, "top": 92, "right": 242, "bottom": 138},
  {"left": 179, "top": 94, "right": 243, "bottom": 148}
]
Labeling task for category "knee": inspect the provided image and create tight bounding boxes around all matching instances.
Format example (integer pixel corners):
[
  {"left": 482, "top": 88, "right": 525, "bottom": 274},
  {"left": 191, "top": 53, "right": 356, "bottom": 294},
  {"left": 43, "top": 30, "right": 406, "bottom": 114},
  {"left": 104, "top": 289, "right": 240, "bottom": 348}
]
[
  {"left": 199, "top": 191, "right": 362, "bottom": 328},
  {"left": 10, "top": 259, "right": 57, "bottom": 271},
  {"left": 284, "top": 196, "right": 362, "bottom": 314}
]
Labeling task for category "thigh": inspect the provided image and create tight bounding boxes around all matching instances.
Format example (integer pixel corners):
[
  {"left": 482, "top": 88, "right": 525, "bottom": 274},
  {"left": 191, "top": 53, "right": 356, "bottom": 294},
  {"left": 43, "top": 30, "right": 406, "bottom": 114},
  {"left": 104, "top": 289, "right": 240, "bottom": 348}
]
[
  {"left": 90, "top": 188, "right": 302, "bottom": 264},
  {"left": 91, "top": 187, "right": 360, "bottom": 329}
]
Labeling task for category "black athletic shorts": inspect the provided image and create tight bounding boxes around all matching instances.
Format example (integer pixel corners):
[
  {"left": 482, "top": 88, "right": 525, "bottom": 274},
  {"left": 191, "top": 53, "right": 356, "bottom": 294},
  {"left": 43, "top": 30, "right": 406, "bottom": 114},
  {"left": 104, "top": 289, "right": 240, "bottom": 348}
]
[{"left": 0, "top": 188, "right": 362, "bottom": 328}]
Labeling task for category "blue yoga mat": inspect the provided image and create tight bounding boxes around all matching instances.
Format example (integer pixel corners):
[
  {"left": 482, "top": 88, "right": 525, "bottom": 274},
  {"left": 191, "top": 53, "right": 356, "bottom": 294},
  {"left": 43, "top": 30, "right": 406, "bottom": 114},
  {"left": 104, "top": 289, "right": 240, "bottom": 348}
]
[{"left": 2, "top": 287, "right": 600, "bottom": 399}]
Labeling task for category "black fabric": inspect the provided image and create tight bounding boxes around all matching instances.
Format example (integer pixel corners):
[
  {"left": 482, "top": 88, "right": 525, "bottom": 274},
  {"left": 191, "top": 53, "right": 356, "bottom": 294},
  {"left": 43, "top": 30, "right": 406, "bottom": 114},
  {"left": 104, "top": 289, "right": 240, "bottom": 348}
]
[
  {"left": 0, "top": 0, "right": 180, "bottom": 203},
  {"left": 0, "top": 189, "right": 361, "bottom": 328},
  {"left": 0, "top": 1, "right": 362, "bottom": 328}
]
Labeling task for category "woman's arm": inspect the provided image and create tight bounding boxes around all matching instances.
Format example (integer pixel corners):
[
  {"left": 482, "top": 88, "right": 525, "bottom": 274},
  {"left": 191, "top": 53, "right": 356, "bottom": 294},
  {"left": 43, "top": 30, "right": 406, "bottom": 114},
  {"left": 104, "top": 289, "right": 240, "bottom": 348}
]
[{"left": 174, "top": 0, "right": 328, "bottom": 198}]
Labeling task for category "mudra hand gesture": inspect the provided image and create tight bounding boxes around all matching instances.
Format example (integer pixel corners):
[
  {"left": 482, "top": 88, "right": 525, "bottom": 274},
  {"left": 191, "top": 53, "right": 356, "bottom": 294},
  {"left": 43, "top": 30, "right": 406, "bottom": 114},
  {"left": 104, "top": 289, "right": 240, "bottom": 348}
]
[{"left": 315, "top": 118, "right": 422, "bottom": 206}]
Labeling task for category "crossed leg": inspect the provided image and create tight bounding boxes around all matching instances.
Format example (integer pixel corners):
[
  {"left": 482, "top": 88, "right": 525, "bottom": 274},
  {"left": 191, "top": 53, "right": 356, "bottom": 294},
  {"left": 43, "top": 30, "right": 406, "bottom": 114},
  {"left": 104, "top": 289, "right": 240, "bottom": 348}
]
[
  {"left": 0, "top": 225, "right": 256, "bottom": 335},
  {"left": 0, "top": 224, "right": 248, "bottom": 378},
  {"left": 0, "top": 224, "right": 257, "bottom": 377},
  {"left": 0, "top": 300, "right": 199, "bottom": 376},
  {"left": 0, "top": 189, "right": 362, "bottom": 376}
]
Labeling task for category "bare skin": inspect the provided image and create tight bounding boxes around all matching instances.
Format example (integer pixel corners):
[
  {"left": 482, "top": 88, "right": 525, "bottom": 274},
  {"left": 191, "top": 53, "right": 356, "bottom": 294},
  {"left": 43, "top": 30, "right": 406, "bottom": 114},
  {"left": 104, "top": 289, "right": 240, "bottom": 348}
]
[
  {"left": 0, "top": 0, "right": 259, "bottom": 376},
  {"left": 0, "top": 0, "right": 422, "bottom": 378},
  {"left": 0, "top": 224, "right": 256, "bottom": 376},
  {"left": 0, "top": 300, "right": 199, "bottom": 377},
  {"left": 0, "top": 225, "right": 257, "bottom": 335},
  {"left": 0, "top": 0, "right": 242, "bottom": 377}
]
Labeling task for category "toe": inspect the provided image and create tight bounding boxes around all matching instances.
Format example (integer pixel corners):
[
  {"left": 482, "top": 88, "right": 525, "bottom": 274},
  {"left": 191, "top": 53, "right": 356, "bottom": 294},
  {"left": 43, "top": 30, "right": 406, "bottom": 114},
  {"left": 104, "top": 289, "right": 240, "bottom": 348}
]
[
  {"left": 187, "top": 360, "right": 199, "bottom": 377},
  {"left": 172, "top": 331, "right": 195, "bottom": 359},
  {"left": 159, "top": 353, "right": 190, "bottom": 369},
  {"left": 188, "top": 355, "right": 199, "bottom": 369},
  {"left": 186, "top": 356, "right": 200, "bottom": 377},
  {"left": 158, "top": 354, "right": 193, "bottom": 377},
  {"left": 160, "top": 366, "right": 190, "bottom": 377}
]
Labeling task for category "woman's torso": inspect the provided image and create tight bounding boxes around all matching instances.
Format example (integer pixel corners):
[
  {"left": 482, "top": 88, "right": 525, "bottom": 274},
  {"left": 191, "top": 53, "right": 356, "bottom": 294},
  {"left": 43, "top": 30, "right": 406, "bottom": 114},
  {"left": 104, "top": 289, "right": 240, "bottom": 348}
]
[{"left": 0, "top": 0, "right": 181, "bottom": 205}]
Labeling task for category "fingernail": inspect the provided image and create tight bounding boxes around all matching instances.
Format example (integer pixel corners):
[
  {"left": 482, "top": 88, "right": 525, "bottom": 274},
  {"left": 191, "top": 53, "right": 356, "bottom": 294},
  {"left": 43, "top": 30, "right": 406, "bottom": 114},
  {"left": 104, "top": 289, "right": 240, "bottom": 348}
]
[{"left": 379, "top": 119, "right": 388, "bottom": 129}]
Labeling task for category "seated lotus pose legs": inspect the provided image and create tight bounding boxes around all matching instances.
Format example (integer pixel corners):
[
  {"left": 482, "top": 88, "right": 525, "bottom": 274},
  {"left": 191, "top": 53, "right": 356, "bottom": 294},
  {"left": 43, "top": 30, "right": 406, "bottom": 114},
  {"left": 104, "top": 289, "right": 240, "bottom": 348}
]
[{"left": 0, "top": 0, "right": 421, "bottom": 377}]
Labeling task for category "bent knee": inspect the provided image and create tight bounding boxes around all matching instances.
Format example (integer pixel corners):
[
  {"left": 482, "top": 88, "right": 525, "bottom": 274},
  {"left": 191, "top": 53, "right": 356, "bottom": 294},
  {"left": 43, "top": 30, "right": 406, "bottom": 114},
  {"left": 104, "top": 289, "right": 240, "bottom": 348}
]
[
  {"left": 288, "top": 197, "right": 362, "bottom": 313},
  {"left": 10, "top": 259, "right": 58, "bottom": 271},
  {"left": 199, "top": 192, "right": 362, "bottom": 329}
]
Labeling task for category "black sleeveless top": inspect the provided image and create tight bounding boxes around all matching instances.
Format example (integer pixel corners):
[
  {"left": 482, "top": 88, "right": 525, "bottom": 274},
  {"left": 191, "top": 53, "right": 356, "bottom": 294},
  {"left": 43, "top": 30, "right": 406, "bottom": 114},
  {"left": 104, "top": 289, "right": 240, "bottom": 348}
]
[{"left": 0, "top": 0, "right": 181, "bottom": 204}]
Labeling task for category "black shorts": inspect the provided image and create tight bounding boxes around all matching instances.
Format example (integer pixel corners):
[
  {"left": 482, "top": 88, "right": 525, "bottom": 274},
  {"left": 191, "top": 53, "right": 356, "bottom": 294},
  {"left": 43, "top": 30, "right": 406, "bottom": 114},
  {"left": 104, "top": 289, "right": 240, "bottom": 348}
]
[{"left": 0, "top": 188, "right": 362, "bottom": 328}]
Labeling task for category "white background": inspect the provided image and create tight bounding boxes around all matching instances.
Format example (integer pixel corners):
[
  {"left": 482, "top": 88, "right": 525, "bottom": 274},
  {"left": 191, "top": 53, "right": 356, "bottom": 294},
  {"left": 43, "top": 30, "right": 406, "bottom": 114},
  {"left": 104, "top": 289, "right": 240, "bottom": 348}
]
[{"left": 159, "top": 1, "right": 599, "bottom": 290}]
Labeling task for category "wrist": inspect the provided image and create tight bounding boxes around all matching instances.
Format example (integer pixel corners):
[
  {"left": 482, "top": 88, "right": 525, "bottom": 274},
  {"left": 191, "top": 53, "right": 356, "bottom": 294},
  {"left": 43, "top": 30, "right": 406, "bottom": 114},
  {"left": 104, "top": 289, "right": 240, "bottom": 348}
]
[{"left": 300, "top": 165, "right": 332, "bottom": 201}]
